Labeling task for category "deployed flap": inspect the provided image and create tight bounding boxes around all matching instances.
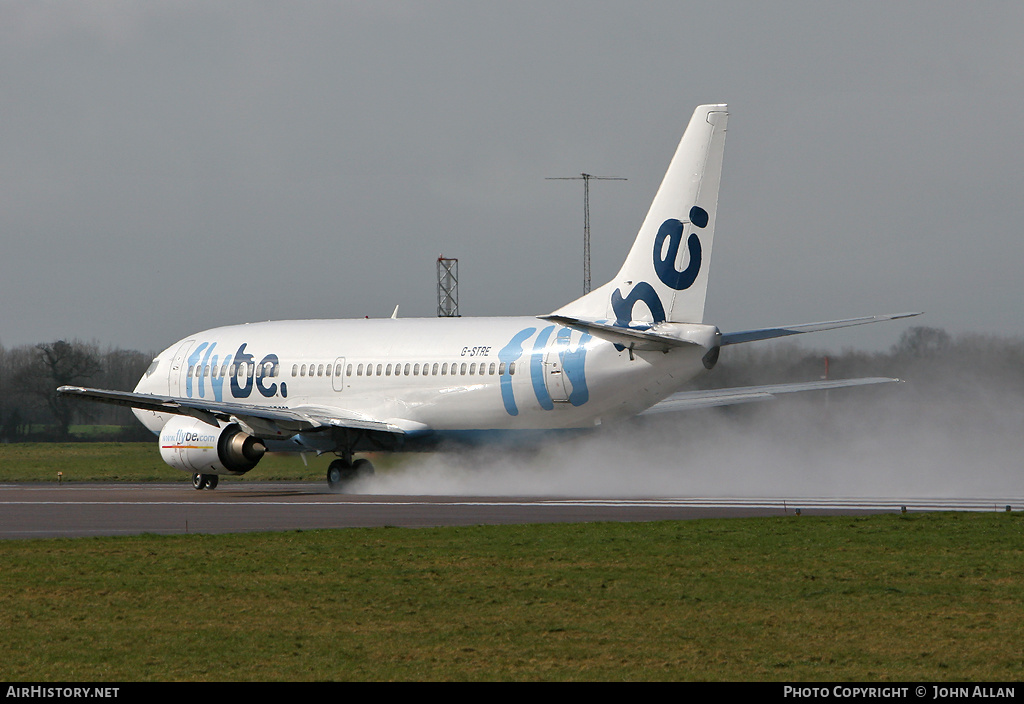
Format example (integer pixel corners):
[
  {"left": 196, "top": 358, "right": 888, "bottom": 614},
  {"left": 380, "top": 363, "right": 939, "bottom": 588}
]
[
  {"left": 720, "top": 312, "right": 921, "bottom": 346},
  {"left": 640, "top": 377, "right": 900, "bottom": 414},
  {"left": 56, "top": 386, "right": 406, "bottom": 437}
]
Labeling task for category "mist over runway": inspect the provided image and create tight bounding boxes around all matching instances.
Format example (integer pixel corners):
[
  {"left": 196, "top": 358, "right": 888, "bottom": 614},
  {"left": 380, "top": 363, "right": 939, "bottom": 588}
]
[{"left": 355, "top": 382, "right": 1024, "bottom": 501}]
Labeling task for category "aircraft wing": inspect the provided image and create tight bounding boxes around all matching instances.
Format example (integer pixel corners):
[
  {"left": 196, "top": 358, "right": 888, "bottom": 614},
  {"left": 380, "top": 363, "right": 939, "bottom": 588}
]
[
  {"left": 639, "top": 377, "right": 900, "bottom": 414},
  {"left": 56, "top": 386, "right": 405, "bottom": 437},
  {"left": 720, "top": 313, "right": 921, "bottom": 345}
]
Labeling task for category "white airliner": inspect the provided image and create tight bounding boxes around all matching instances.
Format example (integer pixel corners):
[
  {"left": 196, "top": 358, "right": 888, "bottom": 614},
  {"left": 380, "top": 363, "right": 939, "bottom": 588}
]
[{"left": 60, "top": 104, "right": 918, "bottom": 490}]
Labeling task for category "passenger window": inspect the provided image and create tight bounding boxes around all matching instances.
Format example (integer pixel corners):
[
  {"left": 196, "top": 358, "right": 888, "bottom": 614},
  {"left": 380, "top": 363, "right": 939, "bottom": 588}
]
[
  {"left": 376, "top": 364, "right": 383, "bottom": 376},
  {"left": 432, "top": 363, "right": 439, "bottom": 375},
  {"left": 317, "top": 364, "right": 323, "bottom": 377},
  {"left": 386, "top": 364, "right": 392, "bottom": 376},
  {"left": 357, "top": 363, "right": 363, "bottom": 376},
  {"left": 460, "top": 363, "right": 467, "bottom": 375},
  {"left": 499, "top": 362, "right": 506, "bottom": 375},
  {"left": 441, "top": 363, "right": 448, "bottom": 375},
  {"left": 489, "top": 363, "right": 496, "bottom": 375},
  {"left": 300, "top": 364, "right": 306, "bottom": 377},
  {"left": 326, "top": 364, "right": 332, "bottom": 377},
  {"left": 469, "top": 363, "right": 476, "bottom": 375},
  {"left": 403, "top": 363, "right": 410, "bottom": 376},
  {"left": 413, "top": 364, "right": 420, "bottom": 376},
  {"left": 509, "top": 362, "right": 516, "bottom": 375},
  {"left": 346, "top": 364, "right": 352, "bottom": 376}
]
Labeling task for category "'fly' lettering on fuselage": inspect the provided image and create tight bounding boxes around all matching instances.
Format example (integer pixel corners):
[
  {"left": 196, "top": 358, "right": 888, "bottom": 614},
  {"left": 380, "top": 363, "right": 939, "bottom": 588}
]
[{"left": 498, "top": 326, "right": 592, "bottom": 416}]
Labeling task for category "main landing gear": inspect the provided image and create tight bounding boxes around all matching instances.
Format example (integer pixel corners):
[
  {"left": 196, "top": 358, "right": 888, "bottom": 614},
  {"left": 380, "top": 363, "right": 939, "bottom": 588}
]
[
  {"left": 192, "top": 473, "right": 219, "bottom": 490},
  {"left": 326, "top": 457, "right": 375, "bottom": 492}
]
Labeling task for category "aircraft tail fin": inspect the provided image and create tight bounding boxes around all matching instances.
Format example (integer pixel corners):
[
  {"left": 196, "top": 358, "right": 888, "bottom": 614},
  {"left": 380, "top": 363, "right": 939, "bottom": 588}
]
[{"left": 551, "top": 104, "right": 728, "bottom": 327}]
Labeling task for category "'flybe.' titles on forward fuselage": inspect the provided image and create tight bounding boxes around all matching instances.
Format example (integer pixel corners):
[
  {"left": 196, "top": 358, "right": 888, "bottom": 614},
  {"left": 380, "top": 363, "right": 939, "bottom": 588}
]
[{"left": 184, "top": 342, "right": 283, "bottom": 402}]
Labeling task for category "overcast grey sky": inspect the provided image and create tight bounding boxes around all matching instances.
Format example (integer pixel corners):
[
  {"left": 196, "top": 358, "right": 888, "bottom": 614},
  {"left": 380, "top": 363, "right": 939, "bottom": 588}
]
[{"left": 3, "top": 1, "right": 1022, "bottom": 354}]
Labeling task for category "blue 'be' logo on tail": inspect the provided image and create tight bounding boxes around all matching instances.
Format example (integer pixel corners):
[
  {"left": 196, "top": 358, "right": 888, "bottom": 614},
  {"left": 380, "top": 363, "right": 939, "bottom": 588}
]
[{"left": 611, "top": 206, "right": 709, "bottom": 328}]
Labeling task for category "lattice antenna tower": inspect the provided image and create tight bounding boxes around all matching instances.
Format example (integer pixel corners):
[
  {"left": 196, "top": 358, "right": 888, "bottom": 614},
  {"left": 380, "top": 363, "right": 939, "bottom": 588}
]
[
  {"left": 546, "top": 173, "right": 626, "bottom": 294},
  {"left": 437, "top": 255, "right": 459, "bottom": 317}
]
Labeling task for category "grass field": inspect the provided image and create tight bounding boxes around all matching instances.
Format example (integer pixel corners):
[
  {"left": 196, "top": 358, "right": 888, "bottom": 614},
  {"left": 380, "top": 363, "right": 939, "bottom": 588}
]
[
  {"left": 0, "top": 442, "right": 349, "bottom": 483},
  {"left": 1, "top": 513, "right": 1022, "bottom": 681}
]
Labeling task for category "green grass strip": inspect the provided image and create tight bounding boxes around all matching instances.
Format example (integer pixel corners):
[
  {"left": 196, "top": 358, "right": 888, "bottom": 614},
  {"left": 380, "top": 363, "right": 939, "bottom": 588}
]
[
  {"left": 0, "top": 443, "right": 340, "bottom": 483},
  {"left": 1, "top": 513, "right": 1022, "bottom": 681}
]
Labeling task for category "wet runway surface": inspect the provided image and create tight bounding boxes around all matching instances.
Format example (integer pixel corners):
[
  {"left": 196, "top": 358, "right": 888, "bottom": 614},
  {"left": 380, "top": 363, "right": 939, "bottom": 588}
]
[{"left": 0, "top": 482, "right": 1020, "bottom": 539}]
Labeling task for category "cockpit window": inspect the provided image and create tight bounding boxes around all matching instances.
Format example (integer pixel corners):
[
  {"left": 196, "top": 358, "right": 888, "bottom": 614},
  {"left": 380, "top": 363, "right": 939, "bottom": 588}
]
[{"left": 145, "top": 359, "right": 160, "bottom": 377}]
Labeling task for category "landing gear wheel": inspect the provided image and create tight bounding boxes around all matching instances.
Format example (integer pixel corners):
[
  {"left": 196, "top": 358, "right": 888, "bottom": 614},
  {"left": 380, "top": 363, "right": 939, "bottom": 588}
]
[
  {"left": 326, "top": 458, "right": 374, "bottom": 492},
  {"left": 192, "top": 473, "right": 218, "bottom": 490},
  {"left": 327, "top": 459, "right": 355, "bottom": 492},
  {"left": 352, "top": 458, "right": 375, "bottom": 478}
]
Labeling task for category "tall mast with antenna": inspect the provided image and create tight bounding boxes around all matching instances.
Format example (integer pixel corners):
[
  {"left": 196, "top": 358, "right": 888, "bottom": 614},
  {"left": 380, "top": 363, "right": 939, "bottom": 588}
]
[{"left": 546, "top": 173, "right": 626, "bottom": 294}]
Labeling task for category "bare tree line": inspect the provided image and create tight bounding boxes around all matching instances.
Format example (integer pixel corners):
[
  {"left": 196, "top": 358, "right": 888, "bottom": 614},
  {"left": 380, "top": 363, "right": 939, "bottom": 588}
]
[
  {"left": 0, "top": 340, "right": 154, "bottom": 441},
  {"left": 1, "top": 327, "right": 1021, "bottom": 442}
]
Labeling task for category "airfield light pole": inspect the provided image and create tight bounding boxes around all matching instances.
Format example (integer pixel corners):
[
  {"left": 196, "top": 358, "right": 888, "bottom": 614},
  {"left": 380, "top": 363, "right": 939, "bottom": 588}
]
[{"left": 546, "top": 173, "right": 626, "bottom": 294}]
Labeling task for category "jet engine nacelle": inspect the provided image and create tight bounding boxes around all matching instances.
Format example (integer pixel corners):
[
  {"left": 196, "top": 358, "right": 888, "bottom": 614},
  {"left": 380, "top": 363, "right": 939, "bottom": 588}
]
[{"left": 158, "top": 417, "right": 266, "bottom": 475}]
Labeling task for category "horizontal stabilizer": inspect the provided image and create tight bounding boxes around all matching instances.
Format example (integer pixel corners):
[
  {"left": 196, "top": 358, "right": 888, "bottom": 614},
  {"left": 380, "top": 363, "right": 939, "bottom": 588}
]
[
  {"left": 640, "top": 377, "right": 900, "bottom": 414},
  {"left": 538, "top": 314, "right": 702, "bottom": 352},
  {"left": 720, "top": 312, "right": 921, "bottom": 346}
]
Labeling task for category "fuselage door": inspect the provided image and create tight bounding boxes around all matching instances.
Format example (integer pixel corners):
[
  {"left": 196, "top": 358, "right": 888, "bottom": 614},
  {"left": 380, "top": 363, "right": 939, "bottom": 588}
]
[
  {"left": 332, "top": 357, "right": 346, "bottom": 393},
  {"left": 168, "top": 340, "right": 195, "bottom": 396},
  {"left": 543, "top": 335, "right": 571, "bottom": 403}
]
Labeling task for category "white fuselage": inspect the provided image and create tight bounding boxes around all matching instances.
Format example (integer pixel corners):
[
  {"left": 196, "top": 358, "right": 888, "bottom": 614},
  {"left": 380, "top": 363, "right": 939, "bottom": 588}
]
[{"left": 133, "top": 315, "right": 717, "bottom": 445}]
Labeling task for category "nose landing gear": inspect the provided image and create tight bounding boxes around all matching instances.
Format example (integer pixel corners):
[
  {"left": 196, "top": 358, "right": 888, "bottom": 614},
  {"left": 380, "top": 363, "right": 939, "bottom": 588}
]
[{"left": 191, "top": 473, "right": 220, "bottom": 490}]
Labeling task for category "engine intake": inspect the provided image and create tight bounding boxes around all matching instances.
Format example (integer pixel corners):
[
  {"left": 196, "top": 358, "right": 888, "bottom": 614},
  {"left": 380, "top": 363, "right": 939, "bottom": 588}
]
[{"left": 159, "top": 417, "right": 266, "bottom": 475}]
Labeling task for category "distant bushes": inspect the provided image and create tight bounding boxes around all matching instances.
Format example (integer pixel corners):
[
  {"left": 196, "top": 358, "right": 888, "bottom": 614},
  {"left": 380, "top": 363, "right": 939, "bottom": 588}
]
[{"left": 0, "top": 340, "right": 153, "bottom": 442}]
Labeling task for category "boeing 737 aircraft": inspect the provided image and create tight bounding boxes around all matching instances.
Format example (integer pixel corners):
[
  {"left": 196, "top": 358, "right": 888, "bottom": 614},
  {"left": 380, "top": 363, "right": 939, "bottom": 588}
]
[{"left": 60, "top": 104, "right": 918, "bottom": 491}]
